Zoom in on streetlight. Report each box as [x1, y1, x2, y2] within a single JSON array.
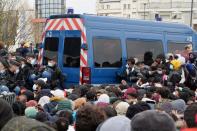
[[190, 0, 194, 27], [144, 3, 146, 20]]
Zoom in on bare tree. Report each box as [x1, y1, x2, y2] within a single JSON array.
[[0, 0, 35, 50], [0, 0, 19, 48], [15, 1, 35, 46]]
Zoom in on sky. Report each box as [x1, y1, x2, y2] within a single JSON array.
[[28, 0, 96, 14], [66, 0, 96, 14]]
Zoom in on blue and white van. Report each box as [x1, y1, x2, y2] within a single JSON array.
[[40, 14, 197, 86]]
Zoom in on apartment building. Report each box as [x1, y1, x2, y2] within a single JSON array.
[[96, 0, 197, 30]]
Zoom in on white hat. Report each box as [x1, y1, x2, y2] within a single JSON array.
[[38, 96, 50, 107], [50, 89, 65, 98], [38, 78, 47, 83]]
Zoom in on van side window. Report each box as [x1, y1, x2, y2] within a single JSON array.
[[93, 38, 122, 68], [168, 42, 189, 53], [63, 37, 81, 68], [126, 39, 164, 61], [44, 37, 59, 63]]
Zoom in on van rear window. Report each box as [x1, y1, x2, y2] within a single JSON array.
[[93, 38, 122, 68], [63, 37, 81, 68], [126, 39, 164, 61], [168, 42, 189, 53], [44, 37, 59, 63]]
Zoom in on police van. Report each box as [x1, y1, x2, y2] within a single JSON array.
[[39, 14, 197, 86]]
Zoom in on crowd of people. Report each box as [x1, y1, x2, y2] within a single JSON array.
[[0, 41, 197, 131]]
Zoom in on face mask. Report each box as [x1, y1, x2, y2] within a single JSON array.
[[48, 62, 55, 67], [0, 70, 5, 74], [195, 91, 197, 97], [170, 64, 173, 70], [15, 69, 19, 74], [157, 70, 163, 74], [32, 84, 38, 91], [126, 64, 129, 68], [21, 64, 25, 68], [31, 59, 36, 65]]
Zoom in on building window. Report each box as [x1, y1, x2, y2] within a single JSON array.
[[128, 4, 131, 9], [101, 4, 104, 9], [107, 5, 110, 9], [124, 4, 126, 9], [93, 37, 122, 68]]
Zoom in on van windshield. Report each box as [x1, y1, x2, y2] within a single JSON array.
[[44, 37, 59, 64], [63, 37, 81, 68]]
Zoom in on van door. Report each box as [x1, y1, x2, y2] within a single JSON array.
[[59, 30, 81, 85], [43, 31, 60, 65]]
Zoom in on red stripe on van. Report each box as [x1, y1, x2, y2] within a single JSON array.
[[64, 18, 73, 30], [47, 19, 56, 30], [53, 19, 62, 30]]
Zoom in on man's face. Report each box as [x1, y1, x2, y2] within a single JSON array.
[[127, 61, 133, 68], [26, 56, 34, 63]]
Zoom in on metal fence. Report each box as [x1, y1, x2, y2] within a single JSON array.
[[0, 93, 16, 105]]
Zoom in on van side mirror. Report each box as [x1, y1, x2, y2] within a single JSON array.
[[81, 43, 88, 50]]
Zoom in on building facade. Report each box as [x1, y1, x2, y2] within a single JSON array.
[[35, 0, 66, 18], [96, 0, 197, 30]]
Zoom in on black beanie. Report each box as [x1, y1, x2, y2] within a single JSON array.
[[126, 102, 150, 119], [0, 99, 13, 129]]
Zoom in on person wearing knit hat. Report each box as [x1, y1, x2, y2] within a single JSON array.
[[96, 116, 131, 131], [0, 85, 9, 94], [1, 116, 55, 131], [22, 90, 34, 101], [131, 110, 177, 131], [160, 102, 173, 114], [74, 97, 87, 110], [38, 96, 50, 107], [171, 99, 186, 114], [115, 101, 129, 116], [184, 103, 197, 128], [57, 100, 73, 111], [0, 99, 13, 130], [25, 107, 38, 119], [12, 101, 26, 116], [33, 79, 46, 92], [97, 94, 110, 104], [123, 87, 138, 104], [51, 89, 65, 98], [26, 100, 38, 107], [126, 102, 150, 119], [35, 111, 48, 122]]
